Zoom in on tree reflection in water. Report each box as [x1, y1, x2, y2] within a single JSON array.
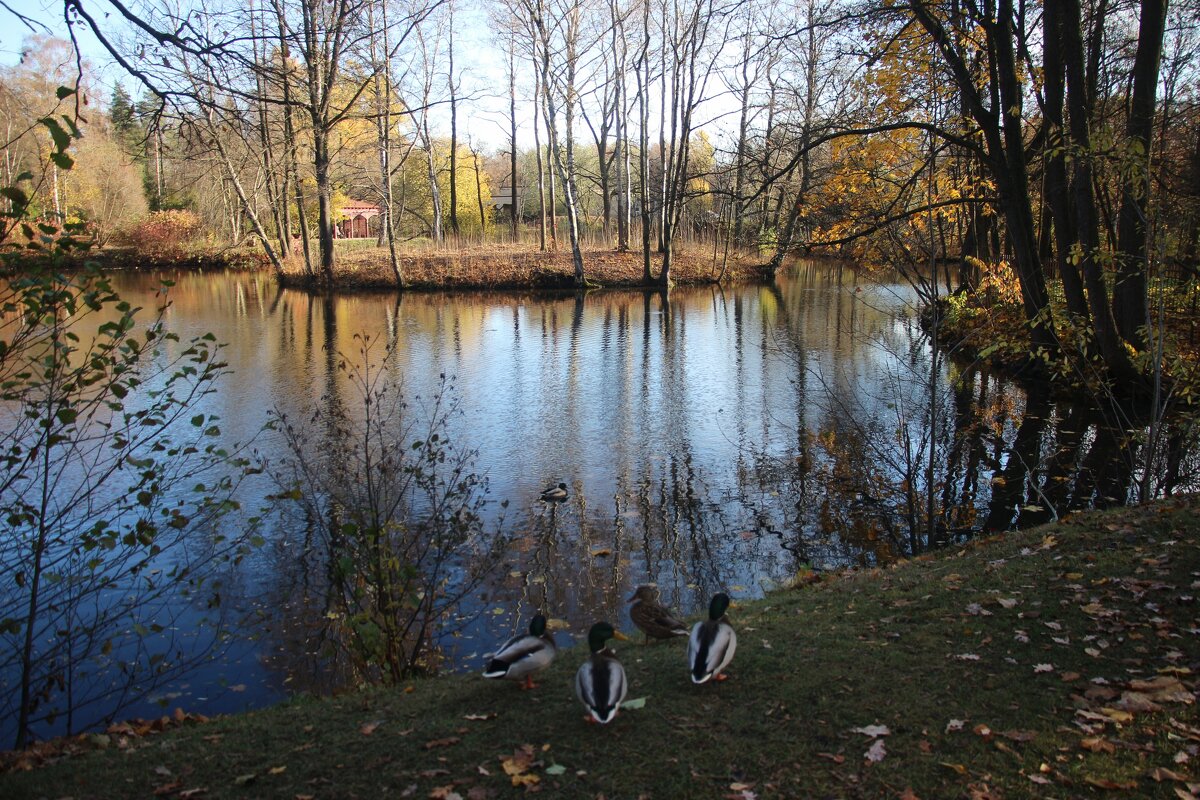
[[72, 266, 1200, 714]]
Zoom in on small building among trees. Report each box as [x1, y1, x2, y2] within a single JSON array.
[[337, 201, 381, 238]]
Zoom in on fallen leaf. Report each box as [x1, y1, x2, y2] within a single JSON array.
[[899, 788, 920, 800], [360, 720, 384, 735], [1115, 691, 1162, 713], [268, 766, 286, 775], [1061, 671, 1082, 681], [428, 786, 463, 800], [464, 713, 496, 721], [1100, 708, 1134, 723], [851, 724, 891, 737], [973, 724, 992, 739], [423, 737, 461, 750], [816, 752, 845, 764], [622, 697, 647, 710], [1081, 737, 1116, 754], [946, 719, 966, 733], [865, 739, 887, 763], [999, 730, 1037, 742], [1034, 663, 1054, 673], [940, 762, 968, 775], [1149, 767, 1188, 783], [545, 764, 567, 776], [1084, 777, 1137, 790], [233, 774, 256, 786]]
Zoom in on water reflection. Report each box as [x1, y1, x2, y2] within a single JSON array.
[[5, 262, 1193, 741]]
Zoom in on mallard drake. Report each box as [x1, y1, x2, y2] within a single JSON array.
[[540, 482, 569, 502], [483, 614, 557, 689], [688, 592, 736, 684], [629, 584, 688, 641], [574, 622, 630, 723]]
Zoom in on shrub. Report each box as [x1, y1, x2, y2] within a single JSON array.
[[118, 209, 204, 259]]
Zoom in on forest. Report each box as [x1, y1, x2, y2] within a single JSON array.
[[0, 0, 1194, 385]]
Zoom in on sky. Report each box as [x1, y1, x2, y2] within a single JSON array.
[[0, 0, 531, 152], [0, 0, 744, 156]]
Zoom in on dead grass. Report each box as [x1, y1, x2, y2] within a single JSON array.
[[278, 243, 770, 291]]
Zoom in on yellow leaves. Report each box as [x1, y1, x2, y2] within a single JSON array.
[[1081, 736, 1116, 754], [500, 744, 540, 789]]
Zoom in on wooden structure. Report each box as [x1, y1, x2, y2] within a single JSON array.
[[337, 201, 382, 238], [490, 187, 521, 219]]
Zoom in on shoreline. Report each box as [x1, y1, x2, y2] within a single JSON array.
[[4, 496, 1197, 797], [4, 244, 777, 293], [275, 244, 774, 292]]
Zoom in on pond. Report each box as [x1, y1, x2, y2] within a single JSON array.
[[3, 261, 1193, 744]]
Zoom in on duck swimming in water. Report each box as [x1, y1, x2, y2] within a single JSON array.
[[540, 482, 569, 502]]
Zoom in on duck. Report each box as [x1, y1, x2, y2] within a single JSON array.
[[482, 614, 557, 689], [629, 584, 688, 642], [540, 482, 569, 502], [574, 622, 630, 723], [688, 592, 737, 684]]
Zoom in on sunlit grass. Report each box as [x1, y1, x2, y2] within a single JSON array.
[[4, 497, 1198, 798]]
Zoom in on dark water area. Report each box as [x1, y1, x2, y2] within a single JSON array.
[[3, 261, 1194, 744]]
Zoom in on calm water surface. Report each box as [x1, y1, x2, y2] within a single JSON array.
[[6, 261, 1188, 742]]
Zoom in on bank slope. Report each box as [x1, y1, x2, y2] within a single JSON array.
[[4, 497, 1199, 799]]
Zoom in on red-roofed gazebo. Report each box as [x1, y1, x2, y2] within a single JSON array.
[[337, 201, 382, 238]]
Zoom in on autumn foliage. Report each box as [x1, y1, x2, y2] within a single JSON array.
[[117, 210, 204, 260]]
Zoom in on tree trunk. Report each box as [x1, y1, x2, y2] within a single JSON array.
[[1061, 0, 1140, 383], [1042, 0, 1088, 317], [448, 8, 460, 237], [1112, 0, 1168, 348], [509, 35, 519, 241], [533, 63, 547, 251]]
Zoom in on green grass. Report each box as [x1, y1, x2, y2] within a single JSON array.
[[4, 498, 1199, 798]]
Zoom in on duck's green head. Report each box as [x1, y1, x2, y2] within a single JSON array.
[[708, 592, 732, 620], [529, 614, 548, 636], [586, 621, 629, 652]]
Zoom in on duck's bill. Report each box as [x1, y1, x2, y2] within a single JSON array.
[[612, 630, 631, 642]]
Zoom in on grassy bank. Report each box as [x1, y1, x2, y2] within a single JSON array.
[[4, 497, 1199, 799], [278, 243, 769, 291]]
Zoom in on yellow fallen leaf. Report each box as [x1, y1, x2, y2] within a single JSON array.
[[1100, 708, 1134, 723]]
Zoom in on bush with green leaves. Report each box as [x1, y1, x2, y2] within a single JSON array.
[[1, 92, 260, 749]]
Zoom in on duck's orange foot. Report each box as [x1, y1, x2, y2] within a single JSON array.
[[715, 672, 730, 682], [521, 676, 538, 690], [583, 714, 597, 724]]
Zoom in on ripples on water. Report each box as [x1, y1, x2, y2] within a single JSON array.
[[5, 261, 1194, 741]]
